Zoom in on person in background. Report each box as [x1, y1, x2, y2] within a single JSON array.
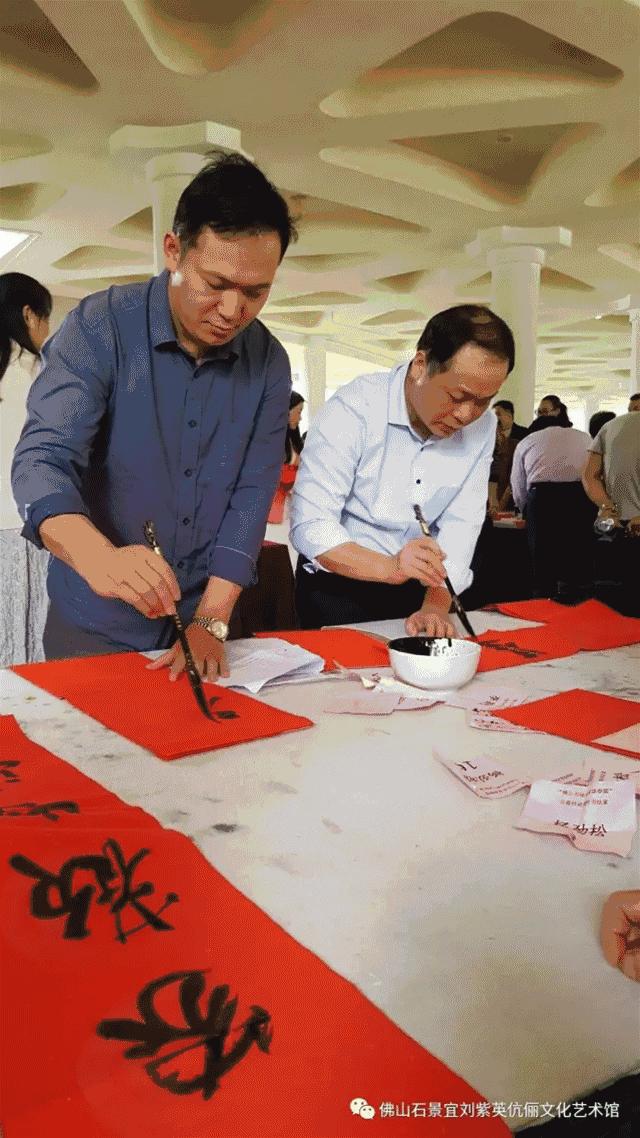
[[582, 411, 640, 616], [488, 399, 527, 514], [588, 410, 616, 438], [0, 273, 52, 529], [628, 393, 640, 412], [510, 414, 595, 601], [265, 390, 305, 564], [12, 152, 296, 678], [534, 394, 573, 426], [492, 399, 527, 441], [290, 305, 514, 632], [601, 891, 640, 982]]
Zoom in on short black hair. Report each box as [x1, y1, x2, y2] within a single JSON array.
[[588, 410, 615, 438], [629, 393, 640, 402], [172, 150, 296, 259], [417, 305, 515, 374], [493, 399, 514, 415]]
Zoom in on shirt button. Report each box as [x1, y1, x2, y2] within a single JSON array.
[[177, 560, 185, 569], [182, 517, 190, 526], [188, 419, 197, 428], [184, 468, 193, 477], [416, 478, 421, 484]]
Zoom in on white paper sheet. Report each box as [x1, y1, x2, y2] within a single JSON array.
[[211, 638, 324, 693]]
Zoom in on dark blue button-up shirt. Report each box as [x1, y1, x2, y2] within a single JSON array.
[[12, 271, 291, 649]]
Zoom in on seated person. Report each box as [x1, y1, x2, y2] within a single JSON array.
[[588, 409, 615, 439], [290, 305, 514, 634], [511, 415, 594, 600]]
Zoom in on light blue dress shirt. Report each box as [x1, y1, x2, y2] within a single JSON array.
[[290, 362, 496, 594]]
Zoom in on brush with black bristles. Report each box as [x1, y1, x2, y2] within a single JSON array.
[[412, 504, 476, 638]]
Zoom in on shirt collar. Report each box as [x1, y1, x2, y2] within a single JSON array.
[[149, 269, 239, 362], [387, 361, 413, 428]]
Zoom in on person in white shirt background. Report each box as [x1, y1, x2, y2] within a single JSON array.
[[0, 272, 52, 530], [290, 305, 514, 634], [510, 413, 595, 602]]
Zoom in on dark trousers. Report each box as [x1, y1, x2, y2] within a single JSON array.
[[294, 556, 425, 629], [593, 529, 640, 617], [525, 482, 596, 601], [42, 605, 174, 660]]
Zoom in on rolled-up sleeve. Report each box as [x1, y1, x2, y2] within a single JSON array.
[[290, 392, 365, 561], [510, 438, 528, 513], [207, 339, 291, 586], [431, 424, 495, 594], [11, 304, 114, 548]]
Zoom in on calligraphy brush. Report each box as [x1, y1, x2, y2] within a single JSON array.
[[143, 520, 213, 720], [412, 504, 477, 638]]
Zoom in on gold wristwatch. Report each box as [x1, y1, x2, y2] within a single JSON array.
[[192, 616, 229, 642]]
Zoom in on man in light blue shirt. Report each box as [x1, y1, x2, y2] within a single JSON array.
[[12, 153, 295, 678], [290, 305, 514, 633]]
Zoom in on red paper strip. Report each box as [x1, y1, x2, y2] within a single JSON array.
[[0, 716, 507, 1137], [254, 628, 390, 670], [475, 626, 579, 672], [12, 653, 313, 760], [495, 689, 640, 760], [489, 599, 640, 651]]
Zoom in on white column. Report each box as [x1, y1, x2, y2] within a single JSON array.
[[145, 152, 205, 273], [609, 295, 640, 396], [487, 245, 545, 423], [466, 226, 572, 425], [629, 309, 640, 394], [303, 342, 327, 418]]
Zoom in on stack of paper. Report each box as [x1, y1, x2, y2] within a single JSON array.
[[213, 638, 325, 693]]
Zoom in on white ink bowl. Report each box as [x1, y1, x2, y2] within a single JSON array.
[[387, 636, 481, 690]]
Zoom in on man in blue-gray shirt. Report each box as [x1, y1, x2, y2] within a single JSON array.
[[12, 153, 296, 680]]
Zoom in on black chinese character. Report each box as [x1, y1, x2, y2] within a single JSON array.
[[0, 800, 79, 823], [9, 839, 178, 942], [97, 970, 272, 1099], [0, 760, 20, 784], [480, 639, 542, 660], [207, 696, 239, 721]]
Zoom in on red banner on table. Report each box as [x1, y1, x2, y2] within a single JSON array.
[[475, 626, 579, 672], [255, 628, 390, 670], [495, 689, 640, 760], [12, 654, 313, 761], [489, 599, 640, 651], [0, 716, 507, 1137]]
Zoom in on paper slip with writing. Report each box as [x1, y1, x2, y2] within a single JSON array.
[[443, 682, 547, 713], [515, 778, 637, 856], [466, 708, 534, 733], [213, 638, 324, 693], [325, 683, 438, 715], [434, 749, 529, 798]]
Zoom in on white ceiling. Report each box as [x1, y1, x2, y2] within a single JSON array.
[[1, 0, 639, 401]]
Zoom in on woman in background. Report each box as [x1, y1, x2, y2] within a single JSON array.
[[534, 394, 573, 426], [0, 272, 52, 528], [265, 390, 305, 563]]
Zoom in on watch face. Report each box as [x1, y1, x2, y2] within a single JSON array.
[[210, 619, 228, 641]]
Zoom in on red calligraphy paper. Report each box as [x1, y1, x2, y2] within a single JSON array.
[[475, 626, 579, 672], [495, 689, 640, 760], [12, 654, 313, 761], [490, 599, 640, 651], [255, 628, 390, 670], [0, 716, 507, 1137]]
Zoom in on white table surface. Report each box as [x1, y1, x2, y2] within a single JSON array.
[[1, 610, 639, 1130]]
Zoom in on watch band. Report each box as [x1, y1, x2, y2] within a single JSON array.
[[192, 616, 229, 642]]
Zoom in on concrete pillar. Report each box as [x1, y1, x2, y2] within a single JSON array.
[[145, 152, 205, 273], [303, 342, 327, 418], [610, 294, 640, 397], [466, 226, 572, 424]]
